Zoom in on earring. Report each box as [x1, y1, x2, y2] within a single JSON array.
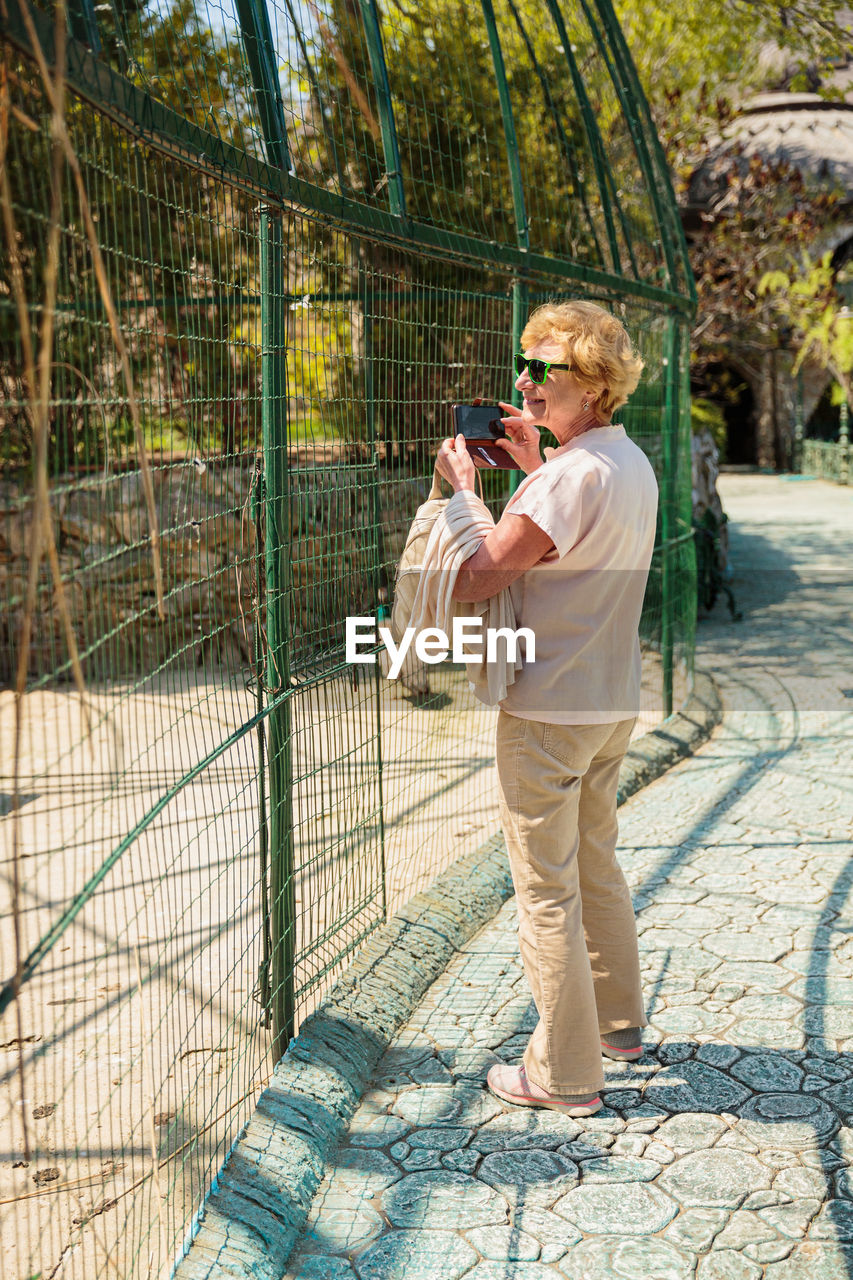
[[582, 401, 589, 410]]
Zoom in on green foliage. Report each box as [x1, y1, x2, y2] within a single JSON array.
[[614, 0, 851, 174], [0, 19, 260, 476], [759, 251, 853, 403], [691, 396, 727, 454], [108, 0, 256, 147], [689, 149, 839, 390], [291, 0, 676, 458], [286, 298, 361, 443], [613, 0, 850, 410]]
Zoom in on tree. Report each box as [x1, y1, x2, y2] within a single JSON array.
[[0, 0, 260, 472], [614, 0, 851, 176], [611, 0, 851, 463], [759, 251, 853, 408], [283, 0, 679, 462], [685, 147, 840, 379]]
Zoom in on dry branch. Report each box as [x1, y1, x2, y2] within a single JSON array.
[[13, 0, 166, 620]]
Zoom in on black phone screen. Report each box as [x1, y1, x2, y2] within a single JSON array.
[[451, 404, 519, 470]]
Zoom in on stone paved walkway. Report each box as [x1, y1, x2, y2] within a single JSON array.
[[284, 474, 853, 1280]]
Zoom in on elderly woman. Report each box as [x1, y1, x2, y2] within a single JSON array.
[[435, 300, 657, 1118]]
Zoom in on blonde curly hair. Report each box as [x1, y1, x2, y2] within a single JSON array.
[[521, 300, 644, 422]]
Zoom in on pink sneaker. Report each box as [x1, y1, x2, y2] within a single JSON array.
[[600, 1036, 643, 1061], [486, 1063, 602, 1116]]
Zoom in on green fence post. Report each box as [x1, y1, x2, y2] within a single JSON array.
[[281, 0, 347, 190], [481, 0, 528, 495], [360, 264, 388, 922], [839, 392, 850, 486], [543, 0, 623, 276], [586, 0, 698, 298], [67, 0, 100, 52], [250, 463, 273, 1027], [793, 368, 804, 473], [356, 0, 407, 218], [503, 0, 605, 266], [236, 0, 291, 173], [510, 280, 529, 495], [480, 0, 527, 254], [261, 207, 296, 1060], [661, 317, 680, 718], [590, 0, 697, 309]]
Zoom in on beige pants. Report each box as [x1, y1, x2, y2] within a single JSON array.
[[495, 710, 647, 1095]]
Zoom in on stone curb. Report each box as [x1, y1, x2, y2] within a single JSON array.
[[172, 669, 721, 1279]]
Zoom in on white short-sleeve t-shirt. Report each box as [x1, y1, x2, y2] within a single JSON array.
[[498, 423, 658, 724]]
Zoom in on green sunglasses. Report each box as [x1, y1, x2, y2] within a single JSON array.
[[514, 353, 574, 384]]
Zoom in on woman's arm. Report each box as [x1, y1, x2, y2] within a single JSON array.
[[434, 433, 555, 603], [452, 513, 555, 602]]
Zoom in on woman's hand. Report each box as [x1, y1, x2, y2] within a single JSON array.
[[436, 433, 477, 492], [495, 402, 544, 473]]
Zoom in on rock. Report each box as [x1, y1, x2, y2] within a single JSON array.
[[348, 1115, 410, 1148], [513, 1206, 581, 1248], [773, 1166, 828, 1201], [810, 1199, 853, 1241], [737, 1093, 839, 1148], [644, 1064, 750, 1114], [712, 1208, 779, 1251], [353, 1229, 477, 1280], [696, 1044, 741, 1069], [442, 1148, 480, 1174], [381, 1171, 508, 1228], [731, 1054, 804, 1093], [557, 1234, 692, 1279], [658, 1151, 771, 1209], [463, 1225, 541, 1261], [664, 1206, 728, 1252], [553, 1181, 678, 1234], [286, 1255, 357, 1279], [478, 1149, 578, 1209], [464, 1266, 560, 1280], [581, 1155, 662, 1183], [762, 1240, 853, 1279], [332, 1149, 401, 1194], [697, 1250, 762, 1280], [408, 1127, 474, 1151], [301, 1205, 385, 1253], [743, 1189, 788, 1210], [759, 1199, 822, 1239], [820, 1079, 853, 1119], [401, 1150, 442, 1171], [393, 1086, 498, 1128], [654, 1113, 728, 1152], [472, 1112, 565, 1152], [0, 458, 406, 681], [705, 933, 791, 962], [645, 1141, 677, 1164], [610, 1133, 649, 1157]]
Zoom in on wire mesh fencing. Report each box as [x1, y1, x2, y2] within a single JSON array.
[[0, 0, 695, 1275]]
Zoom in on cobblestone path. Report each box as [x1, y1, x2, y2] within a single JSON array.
[[285, 475, 853, 1280]]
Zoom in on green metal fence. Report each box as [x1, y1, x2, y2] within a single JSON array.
[[797, 385, 851, 485], [0, 0, 696, 1274]]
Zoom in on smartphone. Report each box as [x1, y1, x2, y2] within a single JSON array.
[[451, 403, 519, 470]]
